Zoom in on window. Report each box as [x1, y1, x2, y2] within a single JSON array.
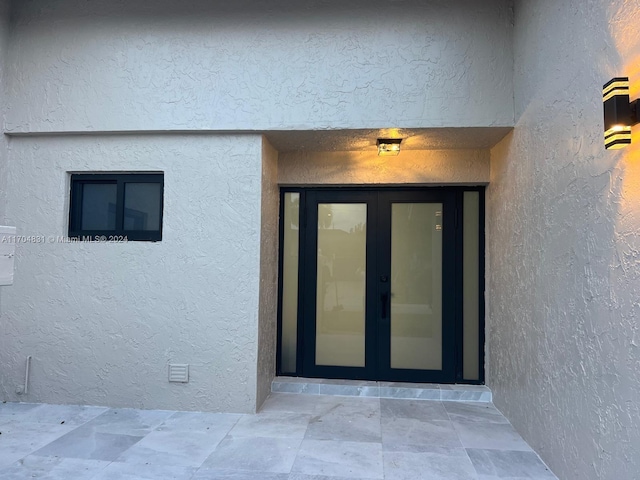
[[69, 173, 164, 241]]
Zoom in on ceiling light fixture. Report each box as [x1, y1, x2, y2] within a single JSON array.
[[377, 138, 402, 156], [603, 77, 638, 149]]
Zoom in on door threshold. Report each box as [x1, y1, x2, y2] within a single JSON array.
[[271, 376, 492, 402]]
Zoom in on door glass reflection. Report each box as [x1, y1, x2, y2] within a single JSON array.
[[390, 203, 443, 370], [315, 203, 367, 367]]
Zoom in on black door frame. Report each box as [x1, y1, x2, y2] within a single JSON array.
[[375, 189, 457, 383], [302, 190, 380, 380], [276, 186, 486, 385]]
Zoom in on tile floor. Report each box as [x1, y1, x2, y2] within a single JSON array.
[[0, 394, 557, 479], [271, 378, 493, 403]]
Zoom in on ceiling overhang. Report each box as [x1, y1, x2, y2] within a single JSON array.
[[265, 127, 513, 153]]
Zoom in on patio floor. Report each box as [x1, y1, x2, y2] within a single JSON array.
[[0, 393, 557, 479]]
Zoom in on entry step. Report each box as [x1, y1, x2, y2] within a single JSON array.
[[272, 377, 492, 402]]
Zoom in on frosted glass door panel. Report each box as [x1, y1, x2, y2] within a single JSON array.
[[280, 192, 300, 373], [463, 191, 481, 380], [390, 203, 443, 370], [315, 203, 367, 367]]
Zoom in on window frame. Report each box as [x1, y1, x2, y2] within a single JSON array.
[[68, 173, 164, 242]]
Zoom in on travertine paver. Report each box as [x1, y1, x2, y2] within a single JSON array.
[[0, 395, 557, 479]]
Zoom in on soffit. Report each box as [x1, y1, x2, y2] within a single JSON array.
[[265, 127, 512, 153]]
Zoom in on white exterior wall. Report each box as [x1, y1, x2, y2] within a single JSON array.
[[0, 0, 512, 411], [487, 1, 640, 479], [0, 0, 9, 222], [0, 134, 265, 413], [257, 137, 279, 407], [6, 0, 514, 133], [0, 0, 10, 362]]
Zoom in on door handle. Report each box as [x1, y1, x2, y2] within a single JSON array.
[[381, 293, 389, 319]]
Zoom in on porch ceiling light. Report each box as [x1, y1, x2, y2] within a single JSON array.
[[603, 77, 639, 149], [377, 138, 402, 156]]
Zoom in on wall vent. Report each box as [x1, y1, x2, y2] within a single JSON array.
[[168, 364, 189, 383]]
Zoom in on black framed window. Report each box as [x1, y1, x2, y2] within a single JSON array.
[[69, 173, 164, 241]]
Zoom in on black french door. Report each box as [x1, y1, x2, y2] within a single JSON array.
[[277, 186, 485, 384], [301, 189, 457, 383]]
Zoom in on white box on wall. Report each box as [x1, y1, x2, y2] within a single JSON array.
[[0, 226, 16, 286]]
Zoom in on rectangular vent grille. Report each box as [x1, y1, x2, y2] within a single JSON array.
[[168, 364, 189, 383]]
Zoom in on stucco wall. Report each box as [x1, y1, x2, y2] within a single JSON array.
[[0, 1, 10, 397], [0, 0, 512, 412], [5, 0, 513, 133], [487, 1, 640, 479], [279, 149, 490, 186], [0, 134, 265, 413], [256, 137, 279, 409], [0, 0, 9, 222]]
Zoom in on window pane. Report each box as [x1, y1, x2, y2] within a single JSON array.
[[463, 191, 480, 380], [81, 183, 117, 230], [123, 183, 162, 231], [280, 192, 299, 373]]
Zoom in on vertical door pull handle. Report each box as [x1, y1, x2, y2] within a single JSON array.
[[381, 293, 389, 319]]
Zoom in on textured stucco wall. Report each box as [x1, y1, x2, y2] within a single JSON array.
[[487, 1, 640, 479], [256, 137, 279, 410], [0, 0, 513, 412], [5, 0, 513, 133], [279, 149, 490, 186], [0, 0, 9, 222], [0, 0, 10, 396], [0, 134, 265, 413]]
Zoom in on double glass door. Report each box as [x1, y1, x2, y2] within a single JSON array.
[[279, 187, 483, 384], [302, 189, 456, 383]]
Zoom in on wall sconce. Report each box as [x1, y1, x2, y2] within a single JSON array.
[[377, 138, 402, 156], [603, 77, 639, 149]]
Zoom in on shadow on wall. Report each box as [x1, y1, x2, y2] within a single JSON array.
[[13, 0, 465, 26]]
